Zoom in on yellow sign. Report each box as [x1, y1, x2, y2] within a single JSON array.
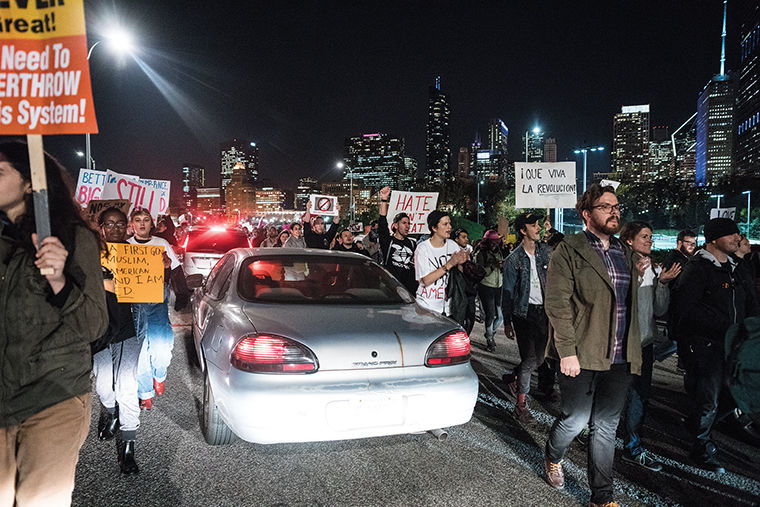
[[101, 242, 165, 303]]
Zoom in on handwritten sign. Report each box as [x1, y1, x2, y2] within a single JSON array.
[[102, 170, 164, 220], [387, 191, 439, 235], [74, 168, 108, 206], [710, 207, 736, 220], [309, 194, 338, 217], [85, 198, 130, 225], [138, 178, 171, 216], [0, 0, 97, 134], [515, 162, 576, 209], [101, 242, 165, 303]]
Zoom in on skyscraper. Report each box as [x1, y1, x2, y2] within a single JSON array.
[[735, 1, 760, 176], [181, 164, 205, 211], [695, 0, 735, 186], [425, 77, 451, 186], [295, 177, 318, 210], [220, 139, 259, 197], [457, 147, 470, 180], [672, 112, 698, 184], [487, 118, 509, 177], [343, 133, 405, 190], [612, 105, 650, 181], [649, 127, 674, 180], [403, 156, 418, 189], [522, 127, 544, 162], [543, 138, 558, 163], [224, 161, 256, 217]]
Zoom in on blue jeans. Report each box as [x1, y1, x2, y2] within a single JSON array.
[[624, 344, 654, 456], [133, 298, 174, 400]]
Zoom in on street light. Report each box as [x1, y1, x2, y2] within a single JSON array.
[[573, 145, 605, 192], [743, 190, 751, 235], [336, 162, 354, 223], [85, 26, 135, 171], [76, 150, 96, 171]]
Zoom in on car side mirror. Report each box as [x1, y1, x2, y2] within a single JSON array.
[[187, 273, 204, 290]]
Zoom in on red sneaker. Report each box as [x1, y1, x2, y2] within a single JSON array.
[[154, 379, 165, 396], [139, 398, 153, 410]]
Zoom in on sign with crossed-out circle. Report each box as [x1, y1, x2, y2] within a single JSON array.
[[309, 194, 338, 216]]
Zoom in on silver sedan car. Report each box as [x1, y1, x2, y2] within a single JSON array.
[[192, 248, 479, 445]]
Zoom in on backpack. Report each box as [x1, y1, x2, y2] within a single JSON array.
[[725, 316, 760, 415]]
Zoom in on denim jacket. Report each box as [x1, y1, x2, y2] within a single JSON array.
[[501, 241, 551, 323]]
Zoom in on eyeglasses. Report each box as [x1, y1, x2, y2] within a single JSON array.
[[592, 203, 622, 214], [103, 221, 127, 230]]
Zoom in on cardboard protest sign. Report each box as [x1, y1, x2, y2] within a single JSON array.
[[0, 0, 97, 134], [710, 207, 736, 220], [102, 170, 163, 220], [138, 178, 171, 216], [387, 191, 439, 235], [309, 194, 338, 217], [515, 162, 576, 209], [497, 216, 510, 238], [101, 242, 165, 303], [74, 168, 107, 206], [85, 198, 130, 225]]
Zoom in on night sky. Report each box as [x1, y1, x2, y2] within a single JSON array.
[[38, 1, 741, 196]]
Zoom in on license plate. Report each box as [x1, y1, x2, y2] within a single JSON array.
[[327, 395, 404, 430]]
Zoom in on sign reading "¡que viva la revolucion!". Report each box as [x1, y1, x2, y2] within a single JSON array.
[[0, 0, 98, 135]]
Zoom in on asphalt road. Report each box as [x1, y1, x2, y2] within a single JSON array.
[[72, 308, 760, 506]]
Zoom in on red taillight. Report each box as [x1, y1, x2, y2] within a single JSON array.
[[425, 331, 471, 367], [231, 334, 317, 373]]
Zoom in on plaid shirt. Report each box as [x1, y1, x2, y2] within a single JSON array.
[[584, 230, 631, 364]]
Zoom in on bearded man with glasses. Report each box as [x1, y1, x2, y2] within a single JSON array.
[[541, 184, 647, 507]]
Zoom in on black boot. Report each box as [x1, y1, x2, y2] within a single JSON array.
[[98, 407, 119, 441], [117, 439, 140, 475]]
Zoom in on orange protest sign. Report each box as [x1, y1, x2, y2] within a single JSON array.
[[101, 243, 165, 303], [0, 0, 98, 134]]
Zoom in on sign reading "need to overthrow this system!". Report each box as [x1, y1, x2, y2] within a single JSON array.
[[0, 0, 98, 134]]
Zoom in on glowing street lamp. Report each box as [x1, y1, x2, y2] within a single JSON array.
[[573, 145, 605, 192], [75, 150, 95, 171], [85, 25, 136, 171], [710, 193, 724, 210], [476, 179, 485, 224]]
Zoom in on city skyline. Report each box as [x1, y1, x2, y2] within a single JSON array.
[[32, 1, 746, 193]]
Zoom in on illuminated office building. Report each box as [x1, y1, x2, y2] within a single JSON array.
[[181, 164, 205, 211], [425, 77, 451, 185], [343, 133, 405, 191], [736, 1, 760, 176], [612, 105, 650, 180], [220, 139, 259, 197]]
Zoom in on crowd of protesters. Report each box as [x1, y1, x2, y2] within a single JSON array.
[[2, 137, 759, 506]]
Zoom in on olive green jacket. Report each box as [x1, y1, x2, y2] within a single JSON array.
[[0, 224, 107, 427], [545, 231, 642, 375]]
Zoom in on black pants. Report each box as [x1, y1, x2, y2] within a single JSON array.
[[684, 341, 725, 453], [512, 305, 549, 395], [545, 364, 632, 505]]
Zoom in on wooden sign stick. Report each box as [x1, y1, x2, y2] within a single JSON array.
[[26, 134, 54, 275]]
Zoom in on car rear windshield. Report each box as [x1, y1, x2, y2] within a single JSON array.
[[238, 255, 413, 305], [187, 230, 249, 253]]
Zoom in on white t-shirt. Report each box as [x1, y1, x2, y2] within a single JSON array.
[[128, 235, 181, 270], [526, 251, 543, 305], [414, 238, 460, 314]]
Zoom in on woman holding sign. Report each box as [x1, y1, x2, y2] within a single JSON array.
[[0, 141, 108, 505], [92, 207, 143, 474], [128, 209, 189, 410]]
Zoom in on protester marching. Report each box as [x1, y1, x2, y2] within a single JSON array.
[[3, 137, 760, 506]]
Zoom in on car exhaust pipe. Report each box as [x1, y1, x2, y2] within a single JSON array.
[[429, 428, 448, 442]]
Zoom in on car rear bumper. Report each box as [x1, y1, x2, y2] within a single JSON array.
[[207, 362, 479, 444]]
